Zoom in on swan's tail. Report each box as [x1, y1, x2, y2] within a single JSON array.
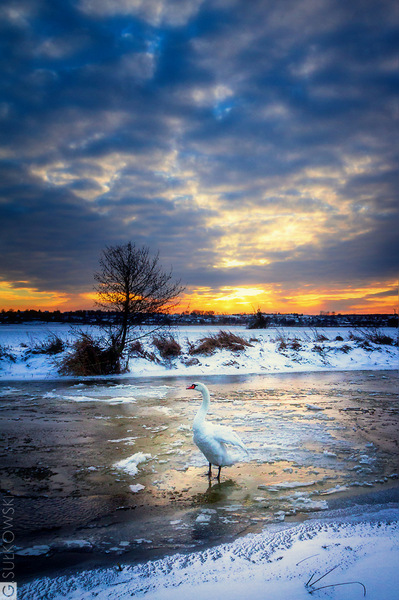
[[232, 435, 249, 455], [241, 442, 250, 456]]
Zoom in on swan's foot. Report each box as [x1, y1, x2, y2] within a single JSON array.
[[207, 463, 212, 478], [217, 466, 221, 480]]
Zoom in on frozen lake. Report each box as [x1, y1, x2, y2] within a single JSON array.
[[1, 369, 398, 584]]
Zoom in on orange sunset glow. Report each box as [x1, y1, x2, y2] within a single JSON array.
[[1, 279, 397, 315]]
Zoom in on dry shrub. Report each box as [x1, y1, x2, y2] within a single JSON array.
[[273, 330, 288, 352], [59, 333, 122, 376], [129, 340, 145, 355], [290, 339, 302, 351], [189, 330, 252, 356], [339, 344, 352, 354], [363, 328, 395, 346], [275, 338, 301, 352], [0, 345, 16, 364], [312, 344, 325, 354], [350, 327, 395, 347], [152, 335, 181, 359], [181, 356, 200, 366], [312, 344, 330, 364], [247, 309, 270, 329], [358, 339, 372, 350], [277, 339, 288, 352], [348, 331, 363, 342], [29, 334, 65, 355], [129, 340, 159, 363], [310, 327, 328, 342]]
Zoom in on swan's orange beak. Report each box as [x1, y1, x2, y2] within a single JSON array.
[[186, 384, 196, 389]]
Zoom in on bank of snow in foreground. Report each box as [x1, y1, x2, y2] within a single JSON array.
[[0, 324, 397, 379], [19, 509, 399, 600]]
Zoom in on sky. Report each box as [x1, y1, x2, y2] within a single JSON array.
[[1, 0, 398, 314]]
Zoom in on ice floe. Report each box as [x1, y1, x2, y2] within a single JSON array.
[[114, 452, 151, 476]]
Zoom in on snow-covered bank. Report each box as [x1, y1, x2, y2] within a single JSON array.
[[0, 324, 397, 380], [19, 507, 399, 600]]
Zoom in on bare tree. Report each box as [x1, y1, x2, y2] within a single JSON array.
[[95, 242, 184, 355]]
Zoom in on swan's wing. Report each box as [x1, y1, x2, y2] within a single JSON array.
[[207, 423, 248, 453]]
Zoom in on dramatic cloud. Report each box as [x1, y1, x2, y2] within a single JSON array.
[[1, 0, 398, 312]]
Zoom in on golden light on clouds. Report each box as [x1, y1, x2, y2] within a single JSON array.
[[2, 149, 397, 317], [0, 281, 70, 310], [1, 277, 396, 315], [179, 282, 397, 315], [0, 282, 103, 311]]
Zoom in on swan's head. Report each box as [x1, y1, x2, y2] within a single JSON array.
[[186, 382, 207, 393]]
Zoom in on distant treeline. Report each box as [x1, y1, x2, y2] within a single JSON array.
[[0, 308, 397, 328]]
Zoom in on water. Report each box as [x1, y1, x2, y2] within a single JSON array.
[[1, 370, 398, 582]]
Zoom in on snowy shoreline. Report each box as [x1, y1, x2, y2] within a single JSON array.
[[0, 324, 398, 380], [19, 502, 399, 600]]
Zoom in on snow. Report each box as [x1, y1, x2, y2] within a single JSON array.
[[16, 545, 51, 556], [19, 509, 399, 600], [114, 452, 151, 476], [129, 483, 145, 493], [0, 324, 398, 380], [258, 480, 317, 490], [62, 540, 92, 550]]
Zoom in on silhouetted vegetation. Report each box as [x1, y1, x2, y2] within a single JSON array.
[[94, 242, 184, 356], [0, 308, 397, 329], [248, 308, 270, 329], [28, 334, 65, 355], [0, 345, 16, 365], [359, 327, 395, 346]]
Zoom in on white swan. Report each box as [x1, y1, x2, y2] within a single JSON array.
[[187, 382, 248, 479]]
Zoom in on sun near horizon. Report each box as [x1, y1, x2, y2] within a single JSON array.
[[0, 279, 397, 316]]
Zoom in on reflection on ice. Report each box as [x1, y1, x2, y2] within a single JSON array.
[[42, 383, 172, 403], [2, 369, 398, 578]]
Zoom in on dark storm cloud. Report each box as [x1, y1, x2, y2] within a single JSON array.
[[0, 162, 110, 291], [0, 0, 398, 302], [0, 160, 214, 291]]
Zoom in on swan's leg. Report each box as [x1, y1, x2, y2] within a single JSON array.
[[217, 466, 222, 480], [207, 463, 212, 478]]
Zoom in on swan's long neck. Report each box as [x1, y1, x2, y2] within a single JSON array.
[[193, 387, 210, 429]]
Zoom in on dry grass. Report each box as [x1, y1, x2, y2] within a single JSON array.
[[188, 330, 252, 356], [349, 327, 396, 348], [290, 339, 302, 351], [338, 344, 352, 354], [152, 334, 182, 359], [309, 327, 329, 343], [360, 327, 395, 346], [273, 330, 301, 352], [128, 340, 159, 363], [0, 345, 16, 364], [59, 333, 122, 376], [29, 334, 65, 355]]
